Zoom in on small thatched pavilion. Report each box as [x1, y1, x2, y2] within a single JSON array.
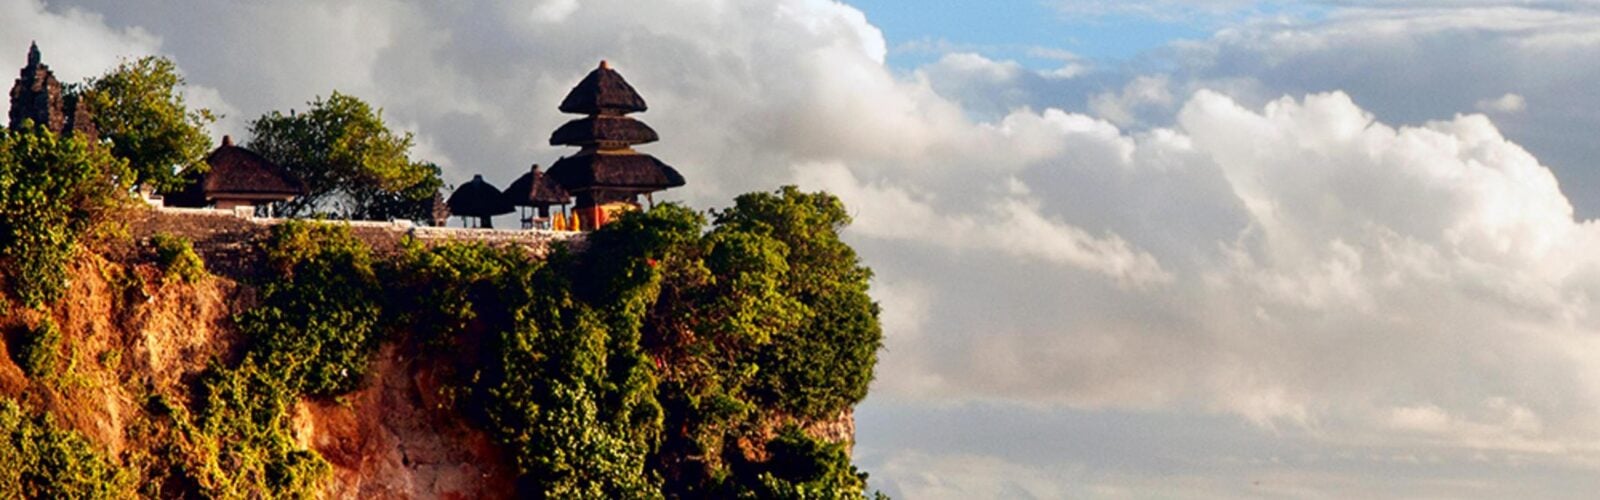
[[164, 136, 305, 214], [446, 174, 513, 228], [545, 61, 685, 230], [502, 163, 570, 229]]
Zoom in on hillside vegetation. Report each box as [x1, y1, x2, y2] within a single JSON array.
[[0, 125, 884, 498]]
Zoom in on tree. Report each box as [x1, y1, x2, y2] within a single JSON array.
[[83, 56, 216, 191], [0, 127, 130, 307], [711, 186, 882, 419], [247, 92, 442, 221]]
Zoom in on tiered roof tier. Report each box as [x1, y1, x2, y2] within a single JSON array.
[[546, 61, 684, 207]]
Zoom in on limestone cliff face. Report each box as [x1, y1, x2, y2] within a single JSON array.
[[0, 249, 517, 498], [292, 344, 516, 499]]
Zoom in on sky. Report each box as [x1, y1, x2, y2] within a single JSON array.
[[8, 0, 1600, 497]]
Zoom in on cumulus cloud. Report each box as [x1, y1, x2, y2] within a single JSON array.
[[14, 0, 1600, 496], [795, 161, 1171, 288]]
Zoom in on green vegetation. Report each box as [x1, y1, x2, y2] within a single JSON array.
[[248, 92, 443, 221], [715, 187, 882, 420], [0, 126, 131, 308], [731, 426, 874, 499], [12, 317, 62, 380], [0, 398, 127, 498], [242, 221, 383, 397], [83, 56, 218, 191], [145, 222, 378, 497], [392, 187, 883, 497], [151, 233, 206, 283]]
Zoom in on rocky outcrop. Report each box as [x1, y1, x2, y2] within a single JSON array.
[[293, 344, 516, 499]]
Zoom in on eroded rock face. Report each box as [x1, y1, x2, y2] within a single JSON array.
[[293, 344, 516, 499], [0, 251, 518, 498]]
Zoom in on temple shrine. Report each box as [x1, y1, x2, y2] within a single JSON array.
[[8, 42, 95, 140], [544, 61, 684, 230], [163, 136, 306, 213]]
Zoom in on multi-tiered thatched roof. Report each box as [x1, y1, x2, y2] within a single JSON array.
[[546, 61, 685, 206]]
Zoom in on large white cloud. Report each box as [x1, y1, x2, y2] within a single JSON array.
[[11, 0, 1600, 496]]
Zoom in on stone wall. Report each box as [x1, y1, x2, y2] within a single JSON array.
[[126, 206, 584, 278]]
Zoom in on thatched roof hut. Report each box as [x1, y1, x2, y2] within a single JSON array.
[[503, 164, 570, 208], [446, 174, 513, 228], [164, 136, 304, 211]]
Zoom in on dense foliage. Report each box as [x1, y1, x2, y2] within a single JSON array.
[[247, 92, 443, 221], [0, 398, 127, 499], [0, 127, 130, 308], [150, 233, 205, 283], [395, 187, 883, 497], [83, 56, 217, 191], [242, 221, 384, 397], [11, 317, 61, 380]]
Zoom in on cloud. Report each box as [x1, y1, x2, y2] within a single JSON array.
[[0, 0, 161, 82], [795, 161, 1172, 288], [1476, 93, 1527, 114], [15, 0, 1600, 496], [1087, 74, 1175, 126]]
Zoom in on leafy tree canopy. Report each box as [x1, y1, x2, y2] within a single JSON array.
[[83, 56, 216, 191], [248, 92, 442, 221], [0, 127, 130, 307]]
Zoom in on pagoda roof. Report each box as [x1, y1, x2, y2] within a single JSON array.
[[204, 136, 304, 195], [558, 61, 647, 115], [547, 151, 685, 192], [446, 174, 514, 217], [549, 115, 659, 147], [503, 164, 571, 207]]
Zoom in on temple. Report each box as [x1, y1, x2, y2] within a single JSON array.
[[545, 61, 684, 230], [164, 136, 305, 213], [8, 42, 96, 140]]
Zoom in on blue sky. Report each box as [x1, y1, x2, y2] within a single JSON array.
[[852, 0, 1330, 70], [852, 0, 1210, 66], [11, 0, 1600, 498]]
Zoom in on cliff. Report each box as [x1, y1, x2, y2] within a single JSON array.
[[2, 211, 527, 498], [0, 196, 878, 498]]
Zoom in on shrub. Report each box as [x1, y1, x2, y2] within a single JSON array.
[[151, 233, 206, 283], [0, 127, 131, 308], [12, 317, 62, 380], [239, 221, 382, 397], [0, 398, 129, 498]]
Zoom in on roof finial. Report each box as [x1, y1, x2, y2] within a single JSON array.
[[222, 135, 233, 147], [27, 41, 40, 66], [599, 60, 610, 70]]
